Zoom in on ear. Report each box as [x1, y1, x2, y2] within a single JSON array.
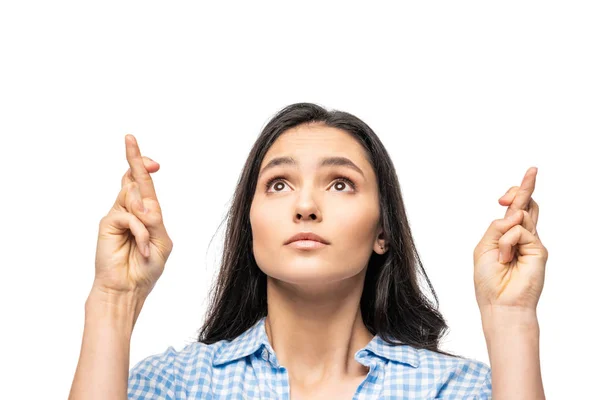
[[373, 228, 386, 254]]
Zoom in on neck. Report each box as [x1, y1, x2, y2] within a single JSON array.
[[264, 271, 374, 386]]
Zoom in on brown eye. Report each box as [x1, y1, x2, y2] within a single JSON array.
[[271, 181, 287, 192], [265, 176, 290, 193], [331, 177, 356, 192], [264, 175, 357, 193]]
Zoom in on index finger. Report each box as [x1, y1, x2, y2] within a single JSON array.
[[125, 134, 158, 201], [508, 166, 538, 213]]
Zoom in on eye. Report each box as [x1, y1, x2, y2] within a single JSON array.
[[264, 175, 357, 193]]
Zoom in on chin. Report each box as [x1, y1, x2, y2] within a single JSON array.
[[260, 261, 364, 286]]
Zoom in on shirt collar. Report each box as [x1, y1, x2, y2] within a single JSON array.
[[213, 317, 273, 367], [212, 316, 420, 368]]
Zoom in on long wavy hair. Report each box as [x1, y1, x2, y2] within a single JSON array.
[[197, 102, 460, 358]]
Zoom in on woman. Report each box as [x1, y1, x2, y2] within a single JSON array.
[[69, 103, 547, 399]]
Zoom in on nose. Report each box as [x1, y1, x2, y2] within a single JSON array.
[[294, 192, 322, 222], [296, 212, 318, 221]]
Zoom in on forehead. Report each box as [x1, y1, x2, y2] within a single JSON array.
[[262, 123, 369, 168]]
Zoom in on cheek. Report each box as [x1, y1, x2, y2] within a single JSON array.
[[251, 203, 275, 229], [249, 202, 282, 255], [250, 204, 294, 280], [330, 201, 380, 247]]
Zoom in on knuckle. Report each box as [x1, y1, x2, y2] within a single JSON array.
[[99, 215, 108, 227], [165, 238, 174, 254], [146, 210, 163, 225], [497, 236, 507, 246], [121, 185, 138, 211], [140, 230, 150, 242], [147, 198, 162, 213], [133, 171, 152, 182], [126, 181, 139, 191], [101, 211, 116, 222], [491, 218, 504, 229], [100, 210, 122, 228], [121, 169, 133, 185], [121, 181, 134, 196]]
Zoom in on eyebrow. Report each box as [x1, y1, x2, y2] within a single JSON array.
[[258, 156, 365, 180]]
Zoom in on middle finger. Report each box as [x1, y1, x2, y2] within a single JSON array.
[[121, 156, 160, 188], [501, 192, 540, 227], [506, 167, 537, 216], [125, 134, 159, 201]]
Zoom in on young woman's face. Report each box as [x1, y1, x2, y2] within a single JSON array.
[[250, 123, 383, 286]]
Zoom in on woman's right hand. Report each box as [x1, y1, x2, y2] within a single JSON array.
[[93, 134, 173, 300]]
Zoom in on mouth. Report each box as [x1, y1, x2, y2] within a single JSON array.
[[284, 232, 330, 245], [286, 240, 328, 250]]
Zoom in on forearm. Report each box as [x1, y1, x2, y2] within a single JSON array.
[[69, 288, 145, 400], [481, 306, 545, 400]]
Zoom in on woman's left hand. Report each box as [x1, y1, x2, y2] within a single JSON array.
[[473, 167, 549, 312]]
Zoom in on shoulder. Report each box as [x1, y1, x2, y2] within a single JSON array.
[[128, 318, 269, 398], [381, 345, 492, 399], [127, 340, 224, 399], [415, 347, 491, 376], [415, 348, 492, 399]]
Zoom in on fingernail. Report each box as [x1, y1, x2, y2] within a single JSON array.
[[498, 253, 504, 263], [144, 244, 150, 257]]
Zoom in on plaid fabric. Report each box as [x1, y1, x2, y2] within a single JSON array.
[[128, 316, 491, 399]]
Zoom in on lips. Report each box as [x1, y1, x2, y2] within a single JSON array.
[[285, 232, 330, 245]]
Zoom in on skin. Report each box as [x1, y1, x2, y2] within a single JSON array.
[[473, 166, 547, 399], [249, 122, 387, 398], [121, 135, 547, 398], [474, 166, 547, 312]]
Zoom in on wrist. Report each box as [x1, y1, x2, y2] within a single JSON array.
[[480, 306, 545, 399], [85, 285, 147, 333], [480, 305, 539, 339]]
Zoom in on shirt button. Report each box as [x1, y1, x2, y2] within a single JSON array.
[[261, 349, 269, 361]]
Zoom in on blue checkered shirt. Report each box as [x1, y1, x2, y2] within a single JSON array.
[[128, 316, 492, 399]]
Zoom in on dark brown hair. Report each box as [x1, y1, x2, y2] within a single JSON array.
[[197, 102, 461, 358]]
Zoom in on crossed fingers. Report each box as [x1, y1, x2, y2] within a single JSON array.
[[123, 135, 160, 200], [112, 135, 161, 214], [498, 167, 540, 234], [121, 156, 160, 187]]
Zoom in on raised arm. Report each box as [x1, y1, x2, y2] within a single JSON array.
[[473, 167, 547, 399], [69, 287, 146, 400], [69, 135, 173, 399]]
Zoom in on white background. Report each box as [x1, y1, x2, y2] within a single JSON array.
[[1, 1, 598, 398]]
